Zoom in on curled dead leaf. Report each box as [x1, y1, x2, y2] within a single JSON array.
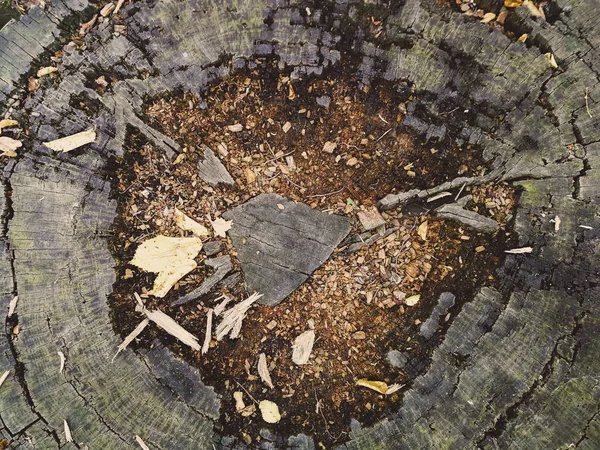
[[481, 12, 496, 23], [0, 119, 18, 131], [37, 66, 58, 77], [0, 137, 22, 157]]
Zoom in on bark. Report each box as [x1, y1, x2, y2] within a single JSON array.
[[0, 0, 599, 449]]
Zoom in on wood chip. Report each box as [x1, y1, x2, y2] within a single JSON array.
[[481, 12, 496, 23], [385, 383, 405, 395], [216, 292, 262, 340], [505, 247, 533, 254], [202, 309, 213, 355], [418, 221, 428, 240], [0, 370, 9, 389], [113, 0, 126, 15], [43, 128, 96, 152], [352, 331, 366, 339], [64, 420, 73, 443], [282, 121, 292, 133], [292, 329, 315, 365], [346, 157, 359, 166], [545, 53, 558, 69], [0, 137, 22, 157], [112, 318, 150, 362], [100, 2, 115, 16], [144, 309, 201, 351], [357, 207, 386, 231], [130, 235, 202, 298], [213, 295, 231, 316], [211, 216, 232, 238], [7, 295, 18, 317], [135, 435, 151, 450], [405, 294, 420, 306], [0, 119, 18, 131], [228, 124, 243, 132], [258, 353, 274, 389], [37, 66, 58, 77], [322, 141, 337, 153], [234, 391, 246, 411], [174, 208, 210, 237], [554, 216, 561, 232], [58, 351, 65, 373], [579, 225, 593, 230], [356, 379, 388, 394], [426, 191, 452, 202]]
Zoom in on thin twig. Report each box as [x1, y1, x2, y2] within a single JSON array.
[[234, 379, 259, 404], [376, 127, 392, 142], [585, 88, 593, 119], [306, 187, 344, 198], [264, 149, 295, 164], [454, 182, 467, 201]]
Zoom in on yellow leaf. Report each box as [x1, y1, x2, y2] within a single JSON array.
[[174, 208, 210, 237], [481, 12, 496, 23], [523, 0, 544, 17], [504, 0, 523, 7], [418, 221, 428, 240], [259, 400, 281, 423], [130, 235, 202, 298], [517, 34, 528, 43], [0, 119, 18, 131], [356, 379, 388, 394]]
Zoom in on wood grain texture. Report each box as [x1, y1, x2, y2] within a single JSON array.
[[0, 0, 599, 448]]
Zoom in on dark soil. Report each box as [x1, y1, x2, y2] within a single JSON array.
[[106, 67, 516, 448]]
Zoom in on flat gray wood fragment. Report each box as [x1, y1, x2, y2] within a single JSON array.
[[420, 292, 456, 339], [223, 193, 352, 306], [171, 255, 233, 306], [198, 145, 234, 185], [436, 203, 500, 233]]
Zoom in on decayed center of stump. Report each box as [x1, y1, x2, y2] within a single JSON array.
[[108, 69, 515, 446]]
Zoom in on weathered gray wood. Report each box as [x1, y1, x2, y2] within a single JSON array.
[[198, 145, 234, 186], [171, 255, 232, 307], [0, 0, 599, 448], [223, 193, 352, 306], [436, 203, 500, 233]]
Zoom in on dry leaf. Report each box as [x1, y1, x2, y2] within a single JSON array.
[[64, 420, 73, 443], [323, 141, 337, 153], [418, 221, 428, 240], [258, 353, 274, 389], [0, 370, 9, 389], [356, 379, 388, 394], [0, 119, 18, 131], [211, 217, 232, 238], [505, 247, 533, 254], [145, 309, 201, 351], [136, 435, 151, 450], [282, 121, 292, 133], [523, 0, 544, 17], [112, 318, 149, 362], [202, 309, 213, 354], [545, 53, 558, 69], [58, 351, 65, 373], [504, 0, 522, 6], [44, 128, 96, 152], [228, 124, 243, 132], [481, 12, 496, 23], [259, 400, 281, 423], [130, 235, 202, 298], [292, 330, 315, 365], [517, 33, 528, 42], [405, 294, 420, 306], [7, 296, 18, 317], [37, 66, 57, 77], [244, 167, 256, 184], [0, 136, 22, 156], [174, 208, 210, 237]]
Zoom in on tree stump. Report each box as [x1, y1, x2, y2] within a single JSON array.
[[1, 0, 599, 449]]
